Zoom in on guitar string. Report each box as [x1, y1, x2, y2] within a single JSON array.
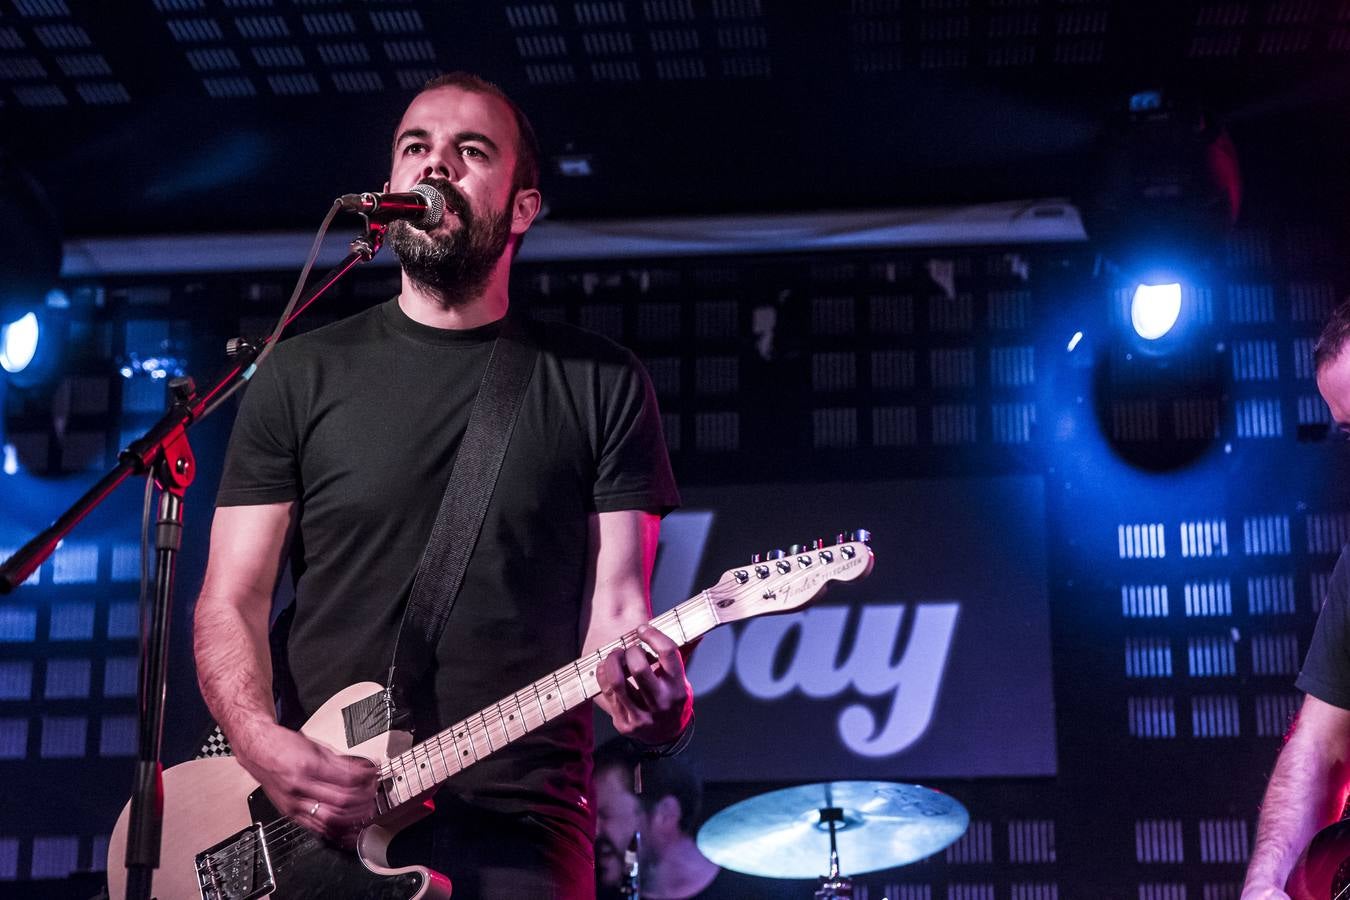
[[206, 576, 790, 880], [202, 584, 753, 880], [204, 621, 680, 877], [201, 562, 820, 880]]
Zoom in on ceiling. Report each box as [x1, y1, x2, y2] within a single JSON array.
[[1, 0, 1349, 241]]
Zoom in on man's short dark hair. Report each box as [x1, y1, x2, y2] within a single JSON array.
[[594, 737, 703, 836], [419, 71, 541, 197], [1314, 299, 1350, 372]]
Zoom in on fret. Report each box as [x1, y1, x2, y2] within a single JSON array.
[[564, 662, 588, 706], [426, 739, 448, 783], [483, 706, 511, 748], [410, 745, 433, 792], [504, 694, 528, 741], [476, 711, 497, 753], [434, 735, 454, 782], [669, 606, 689, 644], [529, 682, 548, 724], [451, 723, 477, 765], [580, 651, 603, 698], [477, 719, 498, 759], [388, 757, 412, 805], [538, 672, 567, 718], [403, 749, 424, 795]]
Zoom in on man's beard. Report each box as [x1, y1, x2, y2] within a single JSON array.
[[388, 179, 513, 307]]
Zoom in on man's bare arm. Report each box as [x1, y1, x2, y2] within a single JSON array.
[[193, 503, 294, 755], [1243, 694, 1350, 898], [194, 503, 376, 839], [580, 509, 693, 745]]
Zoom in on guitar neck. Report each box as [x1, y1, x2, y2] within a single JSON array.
[[376, 591, 719, 812]]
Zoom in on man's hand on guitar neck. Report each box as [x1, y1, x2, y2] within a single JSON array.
[[1239, 886, 1290, 900], [597, 623, 694, 747], [234, 723, 379, 845]]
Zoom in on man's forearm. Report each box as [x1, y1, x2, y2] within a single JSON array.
[[193, 591, 279, 758], [1246, 734, 1348, 891]]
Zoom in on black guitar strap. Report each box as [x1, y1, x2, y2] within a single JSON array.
[[193, 315, 538, 759], [383, 314, 539, 731]]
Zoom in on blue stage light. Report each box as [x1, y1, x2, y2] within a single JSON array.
[[0, 311, 39, 374], [1130, 282, 1182, 341]]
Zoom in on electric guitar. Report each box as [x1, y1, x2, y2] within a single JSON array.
[[106, 536, 874, 900], [1286, 818, 1350, 900]]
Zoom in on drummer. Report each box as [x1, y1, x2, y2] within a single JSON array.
[[592, 738, 796, 899]]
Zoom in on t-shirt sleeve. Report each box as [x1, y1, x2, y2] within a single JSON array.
[[215, 349, 303, 507], [1297, 545, 1350, 709], [592, 350, 680, 517]]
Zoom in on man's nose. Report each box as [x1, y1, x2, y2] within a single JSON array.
[[420, 151, 460, 182]]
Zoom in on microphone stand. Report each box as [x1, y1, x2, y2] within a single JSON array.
[[0, 222, 385, 900]]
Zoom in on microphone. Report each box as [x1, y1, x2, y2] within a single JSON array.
[[336, 183, 445, 228]]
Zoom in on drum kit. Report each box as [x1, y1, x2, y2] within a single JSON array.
[[694, 780, 969, 899]]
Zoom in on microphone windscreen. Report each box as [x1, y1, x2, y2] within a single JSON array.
[[410, 183, 446, 229]]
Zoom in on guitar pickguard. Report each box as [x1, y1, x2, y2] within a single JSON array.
[[189, 788, 424, 900]]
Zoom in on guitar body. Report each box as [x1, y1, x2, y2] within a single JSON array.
[[105, 537, 874, 900], [1286, 818, 1350, 900], [106, 683, 451, 900]]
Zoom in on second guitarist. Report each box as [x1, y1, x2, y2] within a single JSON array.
[[1244, 301, 1350, 900], [194, 71, 687, 900]]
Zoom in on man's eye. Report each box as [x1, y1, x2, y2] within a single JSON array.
[[461, 146, 487, 159], [403, 143, 427, 155]]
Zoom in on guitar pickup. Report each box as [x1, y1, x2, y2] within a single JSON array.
[[195, 822, 275, 900]]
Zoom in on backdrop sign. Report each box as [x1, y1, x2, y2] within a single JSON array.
[[651, 476, 1055, 779]]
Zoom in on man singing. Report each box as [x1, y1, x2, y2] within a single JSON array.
[[192, 72, 690, 898]]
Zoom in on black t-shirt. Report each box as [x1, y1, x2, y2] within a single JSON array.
[[1298, 545, 1350, 708], [216, 298, 680, 839]]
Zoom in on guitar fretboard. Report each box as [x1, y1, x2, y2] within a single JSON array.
[[374, 590, 720, 813]]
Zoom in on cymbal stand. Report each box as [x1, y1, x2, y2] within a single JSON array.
[[813, 805, 854, 900]]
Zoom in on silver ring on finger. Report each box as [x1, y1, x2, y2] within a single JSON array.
[[309, 801, 321, 817]]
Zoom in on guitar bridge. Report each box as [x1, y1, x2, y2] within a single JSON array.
[[195, 822, 275, 900]]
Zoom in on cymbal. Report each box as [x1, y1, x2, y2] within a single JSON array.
[[696, 781, 969, 879]]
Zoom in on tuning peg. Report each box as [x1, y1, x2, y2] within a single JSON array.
[[836, 533, 846, 545], [850, 529, 872, 544], [750, 553, 762, 564], [788, 544, 806, 555], [811, 538, 823, 550], [766, 549, 786, 560]]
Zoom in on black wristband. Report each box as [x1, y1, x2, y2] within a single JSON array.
[[633, 716, 694, 759]]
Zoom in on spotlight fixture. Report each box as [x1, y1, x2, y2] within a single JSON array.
[[1130, 282, 1182, 341], [0, 311, 39, 375]]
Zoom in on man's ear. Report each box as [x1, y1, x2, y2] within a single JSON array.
[[510, 188, 543, 237], [653, 795, 682, 833]]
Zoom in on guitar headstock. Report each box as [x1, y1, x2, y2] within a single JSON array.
[[704, 531, 875, 625]]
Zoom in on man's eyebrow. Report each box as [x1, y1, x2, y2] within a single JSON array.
[[455, 130, 500, 154], [391, 128, 502, 156], [393, 127, 430, 150]]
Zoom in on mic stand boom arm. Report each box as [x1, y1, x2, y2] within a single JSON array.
[[0, 222, 385, 900]]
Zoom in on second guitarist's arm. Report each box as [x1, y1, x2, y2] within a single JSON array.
[[194, 501, 377, 841], [1243, 695, 1350, 899]]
